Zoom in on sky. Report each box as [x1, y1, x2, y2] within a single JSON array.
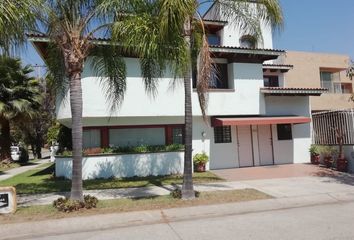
[[21, 0, 354, 75]]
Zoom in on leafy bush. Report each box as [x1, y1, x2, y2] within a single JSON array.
[[170, 188, 200, 199], [57, 144, 184, 157], [193, 152, 209, 165], [18, 146, 29, 163], [309, 145, 320, 156], [53, 195, 98, 212], [319, 146, 337, 157]]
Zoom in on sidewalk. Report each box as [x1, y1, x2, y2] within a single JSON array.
[[0, 159, 50, 181], [18, 174, 354, 206]]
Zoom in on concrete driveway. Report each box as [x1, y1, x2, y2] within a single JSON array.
[[211, 164, 354, 199]]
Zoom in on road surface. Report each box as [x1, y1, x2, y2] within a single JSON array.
[[27, 201, 354, 240]]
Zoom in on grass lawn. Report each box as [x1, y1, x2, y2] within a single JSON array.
[[0, 163, 224, 195], [0, 189, 272, 224]]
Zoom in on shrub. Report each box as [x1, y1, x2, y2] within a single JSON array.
[[309, 145, 320, 156], [170, 188, 200, 199], [319, 146, 337, 157], [53, 195, 98, 212], [18, 146, 29, 163], [193, 152, 209, 165]]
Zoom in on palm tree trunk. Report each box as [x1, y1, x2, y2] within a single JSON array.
[[0, 117, 11, 161], [182, 19, 195, 199], [69, 70, 84, 201]]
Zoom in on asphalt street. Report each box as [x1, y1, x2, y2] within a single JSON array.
[[27, 201, 354, 240]]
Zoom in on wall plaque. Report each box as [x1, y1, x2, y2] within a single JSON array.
[[0, 187, 16, 214]]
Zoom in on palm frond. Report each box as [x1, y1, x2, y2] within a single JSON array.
[[91, 46, 127, 113]]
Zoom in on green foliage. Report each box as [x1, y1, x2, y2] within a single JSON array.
[[318, 146, 337, 157], [47, 123, 61, 145], [170, 188, 200, 199], [53, 195, 98, 213], [193, 152, 209, 165], [58, 144, 184, 156], [57, 125, 72, 151], [309, 145, 320, 156], [18, 146, 29, 163]]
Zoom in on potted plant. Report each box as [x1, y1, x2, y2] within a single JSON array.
[[193, 152, 209, 172], [322, 146, 335, 168], [309, 145, 320, 165], [335, 129, 348, 172]]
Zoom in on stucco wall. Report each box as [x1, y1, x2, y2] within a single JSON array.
[[56, 61, 266, 127], [283, 51, 354, 111], [266, 96, 312, 164], [55, 152, 184, 179]]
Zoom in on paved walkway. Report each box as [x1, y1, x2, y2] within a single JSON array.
[[0, 159, 50, 181], [211, 163, 338, 181], [18, 171, 354, 206]]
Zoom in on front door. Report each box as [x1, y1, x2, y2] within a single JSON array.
[[258, 125, 274, 166], [237, 125, 254, 167]]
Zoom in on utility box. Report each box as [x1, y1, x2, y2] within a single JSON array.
[[0, 187, 16, 214]]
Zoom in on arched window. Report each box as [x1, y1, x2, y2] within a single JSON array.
[[239, 35, 257, 48]]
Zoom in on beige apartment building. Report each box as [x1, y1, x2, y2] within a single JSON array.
[[281, 51, 354, 112]]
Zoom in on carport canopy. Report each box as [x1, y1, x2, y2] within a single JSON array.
[[211, 116, 311, 127]]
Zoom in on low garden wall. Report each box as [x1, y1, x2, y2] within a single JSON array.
[[55, 151, 184, 180]]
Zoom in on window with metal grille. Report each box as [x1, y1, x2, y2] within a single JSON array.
[[277, 124, 292, 140], [172, 127, 183, 144], [214, 126, 232, 143]]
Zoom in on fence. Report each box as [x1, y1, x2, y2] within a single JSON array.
[[312, 109, 354, 145]]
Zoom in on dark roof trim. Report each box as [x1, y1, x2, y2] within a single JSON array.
[[263, 64, 293, 68], [261, 87, 327, 96], [210, 45, 285, 53]]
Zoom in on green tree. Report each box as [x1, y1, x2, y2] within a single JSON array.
[[0, 0, 40, 54], [27, 0, 161, 201], [116, 0, 283, 199], [0, 57, 41, 161]]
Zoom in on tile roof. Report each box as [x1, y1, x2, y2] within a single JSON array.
[[261, 87, 328, 96], [209, 45, 286, 53]]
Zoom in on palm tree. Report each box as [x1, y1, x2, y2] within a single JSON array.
[[0, 57, 41, 161], [116, 0, 283, 199], [0, 0, 40, 54], [27, 0, 163, 201]]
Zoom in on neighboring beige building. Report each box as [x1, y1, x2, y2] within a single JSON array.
[[282, 51, 354, 112]]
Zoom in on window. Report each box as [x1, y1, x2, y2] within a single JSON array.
[[264, 76, 279, 87], [209, 63, 229, 89], [109, 128, 165, 147], [333, 83, 352, 94], [320, 71, 334, 92], [239, 35, 256, 48], [320, 71, 342, 93], [83, 129, 101, 148], [214, 126, 232, 143], [193, 63, 229, 90], [277, 124, 292, 140], [207, 34, 220, 45], [172, 127, 183, 144]]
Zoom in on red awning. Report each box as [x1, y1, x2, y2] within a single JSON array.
[[211, 116, 311, 127]]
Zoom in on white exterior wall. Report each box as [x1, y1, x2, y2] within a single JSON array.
[[219, 22, 273, 49], [56, 152, 184, 179], [56, 61, 266, 126], [266, 96, 312, 164], [192, 117, 238, 170]]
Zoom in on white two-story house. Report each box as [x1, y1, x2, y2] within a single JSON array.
[[30, 4, 326, 179]]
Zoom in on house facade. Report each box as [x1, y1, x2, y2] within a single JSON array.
[[30, 4, 326, 179], [281, 51, 354, 112]]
